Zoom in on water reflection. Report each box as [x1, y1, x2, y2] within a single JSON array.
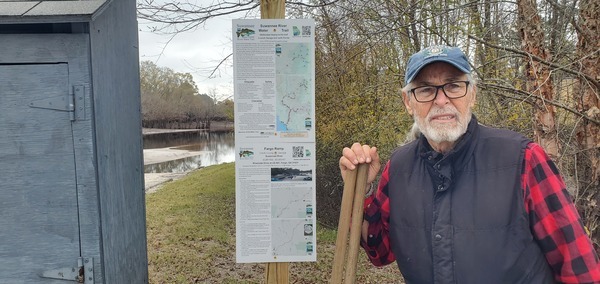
[[143, 131, 235, 173]]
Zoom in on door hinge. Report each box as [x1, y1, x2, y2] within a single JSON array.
[[40, 257, 94, 283], [29, 85, 87, 121]]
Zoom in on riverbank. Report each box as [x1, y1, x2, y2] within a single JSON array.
[[142, 121, 233, 136], [142, 128, 202, 135], [143, 146, 203, 193], [143, 147, 206, 165], [144, 172, 188, 194], [143, 143, 202, 193], [142, 125, 234, 193]]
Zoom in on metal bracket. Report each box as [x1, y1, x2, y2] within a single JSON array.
[[82, 257, 94, 284], [40, 257, 94, 283], [29, 85, 87, 121], [73, 85, 87, 121], [29, 94, 74, 113], [41, 264, 78, 282]]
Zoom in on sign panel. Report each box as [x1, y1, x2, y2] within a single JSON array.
[[233, 18, 316, 263]]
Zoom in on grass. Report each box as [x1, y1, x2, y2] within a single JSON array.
[[146, 162, 401, 283]]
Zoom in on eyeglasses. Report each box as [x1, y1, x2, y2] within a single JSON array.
[[409, 81, 470, 103]]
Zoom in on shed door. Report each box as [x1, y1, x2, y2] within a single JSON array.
[[0, 64, 81, 282]]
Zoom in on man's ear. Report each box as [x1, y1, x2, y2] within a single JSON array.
[[469, 84, 477, 108], [402, 91, 413, 115]]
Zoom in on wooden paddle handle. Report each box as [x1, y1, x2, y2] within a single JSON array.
[[331, 163, 369, 284], [344, 164, 369, 284]]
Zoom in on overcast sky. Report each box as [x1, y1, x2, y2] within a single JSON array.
[[137, 12, 243, 100]]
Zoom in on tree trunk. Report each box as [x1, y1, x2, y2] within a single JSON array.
[[407, 0, 420, 51], [516, 0, 560, 159], [575, 0, 600, 187], [574, 0, 600, 248]]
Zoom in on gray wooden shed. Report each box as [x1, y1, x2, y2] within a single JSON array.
[[0, 1, 148, 283]]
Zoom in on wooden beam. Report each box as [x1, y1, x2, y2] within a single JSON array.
[[260, 0, 288, 283], [260, 0, 285, 19], [331, 167, 358, 283], [265, 262, 289, 284]]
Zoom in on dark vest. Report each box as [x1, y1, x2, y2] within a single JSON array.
[[387, 118, 554, 284]]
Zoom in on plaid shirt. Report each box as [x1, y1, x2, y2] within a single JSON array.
[[361, 143, 600, 283]]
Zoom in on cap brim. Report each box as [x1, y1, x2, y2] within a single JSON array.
[[405, 58, 471, 85]]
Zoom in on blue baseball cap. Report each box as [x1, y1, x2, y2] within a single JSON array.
[[404, 45, 471, 85]]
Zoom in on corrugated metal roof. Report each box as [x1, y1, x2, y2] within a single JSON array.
[[0, 0, 108, 19]]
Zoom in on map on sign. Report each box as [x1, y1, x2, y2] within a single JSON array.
[[271, 219, 314, 257], [271, 187, 312, 218], [275, 43, 313, 133]]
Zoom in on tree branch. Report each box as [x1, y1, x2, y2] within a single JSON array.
[[544, 0, 584, 36], [208, 53, 233, 79], [137, 0, 260, 33], [468, 33, 600, 89], [138, 0, 340, 34], [287, 0, 342, 8], [482, 82, 600, 125]]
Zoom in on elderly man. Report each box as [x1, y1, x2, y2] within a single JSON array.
[[339, 45, 600, 283]]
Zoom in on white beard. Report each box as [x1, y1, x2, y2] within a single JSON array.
[[414, 106, 471, 144]]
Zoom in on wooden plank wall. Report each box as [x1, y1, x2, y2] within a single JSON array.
[[0, 63, 81, 283], [0, 34, 102, 283], [89, 0, 149, 282]]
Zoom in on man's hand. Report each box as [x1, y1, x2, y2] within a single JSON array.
[[339, 143, 381, 187]]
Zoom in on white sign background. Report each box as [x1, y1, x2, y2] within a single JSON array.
[[233, 19, 316, 263]]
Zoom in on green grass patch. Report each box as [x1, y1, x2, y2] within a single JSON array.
[[146, 162, 400, 283]]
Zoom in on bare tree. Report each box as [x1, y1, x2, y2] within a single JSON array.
[[573, 0, 600, 242], [516, 0, 560, 159], [138, 0, 260, 34]]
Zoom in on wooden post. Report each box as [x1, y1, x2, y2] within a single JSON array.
[[330, 164, 369, 284], [331, 168, 358, 283], [260, 0, 288, 283], [265, 262, 289, 283], [343, 164, 369, 284], [261, 0, 286, 19]]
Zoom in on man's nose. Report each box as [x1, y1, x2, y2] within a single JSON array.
[[433, 87, 450, 105]]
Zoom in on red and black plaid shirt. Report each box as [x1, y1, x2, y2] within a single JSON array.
[[361, 143, 600, 283]]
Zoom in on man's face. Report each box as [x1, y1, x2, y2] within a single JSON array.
[[403, 62, 476, 145]]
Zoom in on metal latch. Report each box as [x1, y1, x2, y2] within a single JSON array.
[[41, 257, 94, 283]]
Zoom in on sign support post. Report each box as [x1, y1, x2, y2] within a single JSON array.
[[261, 2, 289, 283]]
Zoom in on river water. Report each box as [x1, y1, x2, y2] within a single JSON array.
[[143, 131, 235, 173]]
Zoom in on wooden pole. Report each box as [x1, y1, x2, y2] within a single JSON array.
[[260, 0, 287, 283], [343, 164, 368, 284], [331, 168, 358, 283], [260, 0, 286, 19], [265, 262, 289, 283], [330, 164, 369, 284]]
